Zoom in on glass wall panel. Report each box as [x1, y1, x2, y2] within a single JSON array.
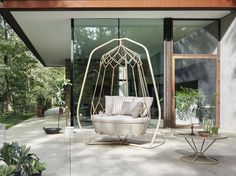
[[120, 19, 164, 126], [174, 59, 216, 126], [173, 20, 219, 54], [73, 19, 118, 126], [73, 18, 164, 127]]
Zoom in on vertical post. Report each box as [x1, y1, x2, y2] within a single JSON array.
[[216, 19, 221, 128], [163, 18, 174, 128], [65, 59, 71, 126], [70, 19, 74, 126]]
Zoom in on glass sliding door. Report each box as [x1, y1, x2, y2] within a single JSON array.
[[174, 58, 217, 126], [172, 19, 220, 127]]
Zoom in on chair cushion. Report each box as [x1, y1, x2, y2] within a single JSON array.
[[119, 101, 143, 118], [111, 96, 133, 115], [92, 114, 148, 124], [92, 114, 150, 136], [133, 97, 153, 116], [105, 96, 153, 117]]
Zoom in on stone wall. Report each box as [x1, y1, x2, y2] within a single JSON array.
[[220, 13, 236, 130]]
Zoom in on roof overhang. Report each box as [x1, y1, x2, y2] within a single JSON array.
[[2, 0, 236, 9], [0, 9, 233, 66]]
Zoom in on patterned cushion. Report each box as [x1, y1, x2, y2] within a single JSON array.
[[133, 97, 153, 116], [119, 101, 143, 118], [111, 96, 133, 115]]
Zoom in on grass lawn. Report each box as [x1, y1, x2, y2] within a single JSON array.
[[0, 113, 35, 129]]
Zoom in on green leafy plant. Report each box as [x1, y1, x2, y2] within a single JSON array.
[[55, 79, 72, 107], [0, 142, 46, 176], [175, 87, 205, 120], [26, 159, 46, 175], [0, 165, 16, 176]]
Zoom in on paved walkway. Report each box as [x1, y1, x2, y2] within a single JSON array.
[[4, 108, 236, 176]]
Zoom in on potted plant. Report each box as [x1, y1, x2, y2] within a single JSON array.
[[43, 79, 71, 135], [26, 158, 46, 176], [55, 79, 71, 114], [0, 142, 23, 175], [175, 87, 205, 121], [0, 142, 46, 176], [36, 94, 46, 117]]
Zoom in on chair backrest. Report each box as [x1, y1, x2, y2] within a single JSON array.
[[105, 96, 153, 117]]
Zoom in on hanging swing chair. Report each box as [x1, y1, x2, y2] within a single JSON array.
[[77, 38, 164, 149]]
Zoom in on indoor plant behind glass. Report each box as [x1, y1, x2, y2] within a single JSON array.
[[175, 87, 205, 121]]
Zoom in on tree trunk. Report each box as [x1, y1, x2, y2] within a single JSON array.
[[4, 20, 14, 112], [4, 56, 14, 112]]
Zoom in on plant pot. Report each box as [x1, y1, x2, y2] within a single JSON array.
[[59, 107, 63, 114], [43, 127, 61, 134], [14, 170, 21, 176], [32, 171, 42, 176], [36, 107, 45, 117]]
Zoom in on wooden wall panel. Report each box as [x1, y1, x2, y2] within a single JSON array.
[[2, 0, 236, 9]]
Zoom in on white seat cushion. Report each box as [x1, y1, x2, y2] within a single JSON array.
[[91, 114, 149, 136], [92, 114, 148, 124]]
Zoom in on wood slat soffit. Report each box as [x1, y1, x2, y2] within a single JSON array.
[[1, 0, 236, 9]]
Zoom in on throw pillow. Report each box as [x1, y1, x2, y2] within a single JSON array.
[[119, 101, 143, 118]]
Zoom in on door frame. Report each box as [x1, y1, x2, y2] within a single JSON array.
[[171, 52, 220, 128]]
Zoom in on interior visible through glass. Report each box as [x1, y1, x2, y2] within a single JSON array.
[[173, 20, 219, 54], [175, 59, 216, 126]]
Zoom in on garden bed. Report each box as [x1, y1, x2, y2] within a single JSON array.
[[0, 113, 35, 129]]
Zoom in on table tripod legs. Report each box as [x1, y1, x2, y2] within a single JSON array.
[[182, 138, 218, 164]]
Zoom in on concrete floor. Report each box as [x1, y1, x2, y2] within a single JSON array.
[[4, 108, 236, 176]]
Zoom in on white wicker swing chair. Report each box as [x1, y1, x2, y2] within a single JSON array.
[[76, 38, 165, 149]]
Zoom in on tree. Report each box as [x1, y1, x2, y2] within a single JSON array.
[[0, 15, 65, 115], [0, 16, 14, 112]]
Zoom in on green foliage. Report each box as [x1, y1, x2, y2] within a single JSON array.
[[25, 158, 46, 174], [55, 79, 71, 106], [0, 15, 65, 120], [0, 113, 35, 129], [175, 87, 205, 120], [0, 142, 46, 175], [0, 142, 32, 168], [0, 165, 15, 176]]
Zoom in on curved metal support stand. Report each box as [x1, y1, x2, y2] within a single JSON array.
[[76, 38, 164, 149], [182, 138, 218, 164]]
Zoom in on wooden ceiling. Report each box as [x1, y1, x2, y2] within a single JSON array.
[[2, 0, 236, 9]]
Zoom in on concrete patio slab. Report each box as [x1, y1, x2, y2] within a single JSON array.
[[4, 108, 236, 176]]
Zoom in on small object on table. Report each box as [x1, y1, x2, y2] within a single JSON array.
[[211, 127, 219, 135], [198, 131, 210, 137]]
